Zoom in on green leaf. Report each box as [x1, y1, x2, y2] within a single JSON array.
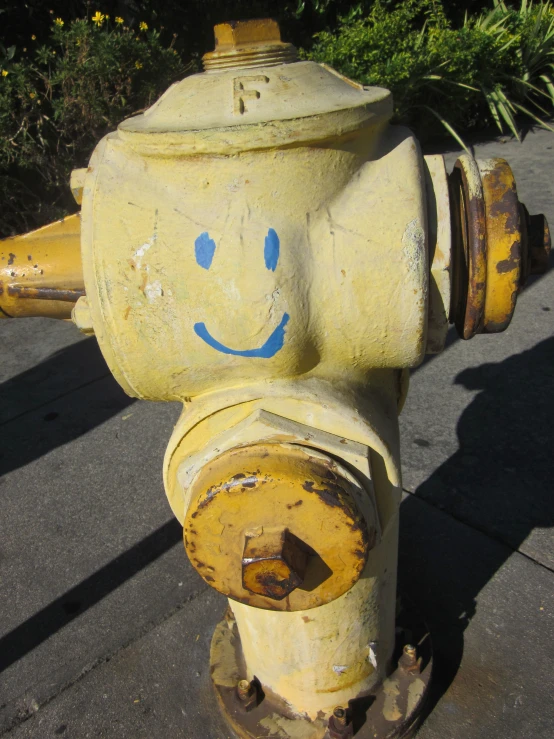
[[512, 100, 554, 131], [421, 105, 472, 155], [482, 88, 504, 132], [493, 89, 521, 141]]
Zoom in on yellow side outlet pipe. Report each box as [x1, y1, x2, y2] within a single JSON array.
[[0, 213, 83, 319]]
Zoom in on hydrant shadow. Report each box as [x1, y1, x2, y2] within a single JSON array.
[[398, 335, 554, 726]]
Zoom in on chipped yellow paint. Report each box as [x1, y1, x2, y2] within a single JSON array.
[[382, 677, 403, 722], [406, 677, 426, 717], [209, 619, 242, 689], [0, 214, 83, 319], [259, 714, 326, 739]]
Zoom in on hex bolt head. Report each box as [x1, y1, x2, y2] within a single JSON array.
[[241, 528, 308, 600], [237, 679, 253, 701], [213, 18, 282, 50], [328, 705, 353, 738], [399, 643, 421, 674], [236, 678, 259, 711]]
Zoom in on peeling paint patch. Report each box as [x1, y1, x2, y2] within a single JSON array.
[[144, 280, 163, 302], [368, 642, 378, 669], [407, 677, 426, 716], [259, 713, 325, 739], [383, 678, 403, 721], [402, 218, 425, 273], [134, 239, 155, 269], [333, 664, 348, 675]]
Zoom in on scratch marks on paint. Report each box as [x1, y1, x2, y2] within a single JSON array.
[[194, 312, 289, 358]]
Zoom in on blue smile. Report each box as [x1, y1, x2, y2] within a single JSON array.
[[194, 312, 290, 358]]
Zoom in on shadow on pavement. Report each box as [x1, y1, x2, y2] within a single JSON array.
[[399, 335, 554, 725], [0, 337, 135, 477], [0, 520, 182, 673]]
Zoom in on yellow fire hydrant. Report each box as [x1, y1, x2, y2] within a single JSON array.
[[1, 19, 550, 739]]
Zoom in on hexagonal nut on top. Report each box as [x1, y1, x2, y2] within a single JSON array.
[[242, 528, 309, 600], [202, 19, 298, 71]]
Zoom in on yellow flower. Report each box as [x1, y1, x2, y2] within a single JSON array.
[[31, 35, 36, 40], [115, 17, 124, 25], [1, 70, 8, 77], [30, 92, 36, 99], [135, 61, 143, 69], [139, 21, 148, 31], [92, 11, 105, 26], [54, 17, 64, 27]]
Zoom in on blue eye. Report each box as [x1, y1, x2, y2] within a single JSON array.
[[195, 232, 216, 270], [264, 228, 280, 271]]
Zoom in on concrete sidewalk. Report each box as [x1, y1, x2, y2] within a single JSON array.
[[1, 128, 553, 739]]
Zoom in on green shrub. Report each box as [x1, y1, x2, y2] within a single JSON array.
[[305, 0, 554, 148], [0, 14, 188, 237]]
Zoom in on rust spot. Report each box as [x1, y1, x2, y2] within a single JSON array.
[[7, 285, 84, 302], [123, 306, 131, 320], [248, 569, 302, 601], [489, 186, 519, 233], [204, 575, 215, 583], [496, 240, 521, 274], [286, 500, 303, 509], [302, 615, 314, 623], [302, 480, 347, 510], [7, 253, 16, 265], [341, 269, 346, 277], [27, 255, 32, 261]]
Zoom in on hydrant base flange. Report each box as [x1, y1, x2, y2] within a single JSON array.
[[210, 599, 432, 739]]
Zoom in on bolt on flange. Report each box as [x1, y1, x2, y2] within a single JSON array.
[[328, 705, 354, 738], [236, 678, 261, 712]]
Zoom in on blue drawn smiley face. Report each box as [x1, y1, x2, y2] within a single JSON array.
[[193, 228, 290, 358]]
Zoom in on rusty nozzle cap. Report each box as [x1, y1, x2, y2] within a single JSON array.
[[203, 18, 298, 71]]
